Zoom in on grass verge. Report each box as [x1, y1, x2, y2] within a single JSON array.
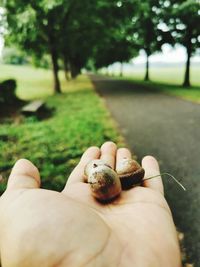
[[121, 77, 200, 103]]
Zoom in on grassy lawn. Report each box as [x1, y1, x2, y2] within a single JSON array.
[[119, 65, 200, 103], [0, 64, 123, 194], [122, 65, 200, 86], [0, 64, 56, 99], [123, 78, 200, 103], [150, 66, 200, 87]]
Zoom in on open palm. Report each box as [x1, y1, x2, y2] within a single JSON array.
[[0, 142, 181, 267]]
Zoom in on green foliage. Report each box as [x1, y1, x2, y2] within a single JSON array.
[[4, 0, 69, 92], [31, 54, 51, 69], [161, 0, 200, 52], [0, 68, 123, 195], [60, 1, 140, 75], [92, 1, 141, 68], [3, 0, 141, 81], [129, 0, 162, 55], [3, 0, 199, 88], [2, 47, 29, 65]]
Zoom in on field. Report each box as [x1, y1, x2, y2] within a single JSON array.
[[0, 64, 123, 194], [122, 65, 200, 86], [0, 64, 57, 99], [120, 64, 200, 103]]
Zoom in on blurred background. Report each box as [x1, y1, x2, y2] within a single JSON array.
[[0, 0, 199, 266]]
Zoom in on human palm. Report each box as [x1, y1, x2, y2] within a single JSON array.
[[0, 142, 181, 267]]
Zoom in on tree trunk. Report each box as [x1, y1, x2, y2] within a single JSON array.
[[64, 60, 71, 81], [144, 52, 149, 81], [70, 62, 79, 79], [120, 62, 123, 77], [50, 49, 61, 93], [183, 43, 192, 87], [65, 71, 71, 81]]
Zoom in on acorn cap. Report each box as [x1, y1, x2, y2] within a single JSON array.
[[119, 167, 145, 189], [116, 159, 145, 189]]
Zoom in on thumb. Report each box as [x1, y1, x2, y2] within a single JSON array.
[[7, 159, 41, 190], [142, 155, 164, 195]]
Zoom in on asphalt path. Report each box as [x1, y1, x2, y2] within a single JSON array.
[[90, 75, 200, 266]]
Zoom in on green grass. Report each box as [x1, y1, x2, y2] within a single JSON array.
[[157, 84, 200, 103], [119, 65, 200, 103], [0, 64, 124, 194]]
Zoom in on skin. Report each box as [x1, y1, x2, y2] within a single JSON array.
[[0, 142, 182, 267]]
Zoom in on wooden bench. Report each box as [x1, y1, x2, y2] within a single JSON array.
[[21, 100, 45, 115]]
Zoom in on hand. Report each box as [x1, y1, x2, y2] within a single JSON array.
[[0, 142, 181, 267]]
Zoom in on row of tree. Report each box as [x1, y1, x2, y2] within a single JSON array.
[[2, 0, 200, 93]]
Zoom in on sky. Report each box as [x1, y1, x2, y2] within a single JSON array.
[[133, 44, 200, 64]]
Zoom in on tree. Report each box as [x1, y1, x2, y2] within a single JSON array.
[[161, 0, 200, 87], [93, 37, 137, 70], [0, 6, 6, 58], [59, 0, 138, 79], [126, 0, 174, 81], [60, 1, 103, 79], [90, 0, 139, 70], [4, 0, 69, 93], [4, 0, 139, 85]]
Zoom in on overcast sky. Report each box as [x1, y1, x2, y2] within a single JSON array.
[[133, 44, 200, 64]]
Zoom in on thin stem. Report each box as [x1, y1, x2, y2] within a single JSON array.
[[144, 173, 186, 191]]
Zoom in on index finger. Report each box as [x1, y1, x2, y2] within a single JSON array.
[[63, 146, 100, 188]]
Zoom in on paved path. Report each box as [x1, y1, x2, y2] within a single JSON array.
[[90, 75, 200, 266]]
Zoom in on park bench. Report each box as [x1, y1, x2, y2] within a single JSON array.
[[21, 100, 45, 115]]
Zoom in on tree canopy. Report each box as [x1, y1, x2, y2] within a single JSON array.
[[161, 0, 200, 86], [2, 0, 200, 91]]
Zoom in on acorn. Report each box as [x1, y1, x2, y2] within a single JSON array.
[[116, 158, 145, 189], [85, 160, 121, 202], [84, 159, 112, 177]]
